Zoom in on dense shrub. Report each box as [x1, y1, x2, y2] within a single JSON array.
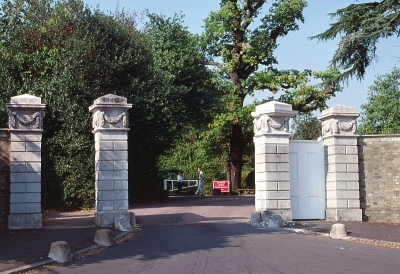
[[0, 0, 155, 209]]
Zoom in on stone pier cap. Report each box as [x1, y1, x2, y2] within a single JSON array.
[[318, 104, 359, 121], [89, 93, 132, 111], [317, 104, 359, 137], [89, 94, 132, 132], [251, 101, 298, 136], [251, 101, 298, 118], [7, 94, 45, 106], [6, 94, 45, 131]]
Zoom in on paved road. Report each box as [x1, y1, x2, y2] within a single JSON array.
[[41, 196, 400, 274]]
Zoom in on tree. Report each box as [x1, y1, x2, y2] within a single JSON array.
[[0, 0, 157, 208], [290, 112, 321, 140], [311, 0, 400, 81], [157, 126, 227, 183], [358, 67, 400, 134], [0, 0, 218, 207], [200, 0, 341, 190], [129, 14, 220, 202], [145, 14, 219, 129]]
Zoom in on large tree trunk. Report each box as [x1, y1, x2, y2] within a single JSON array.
[[226, 161, 231, 182], [228, 122, 245, 191]]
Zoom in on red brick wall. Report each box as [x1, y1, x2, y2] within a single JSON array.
[[0, 130, 10, 229]]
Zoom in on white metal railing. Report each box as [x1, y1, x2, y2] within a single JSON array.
[[164, 180, 198, 192]]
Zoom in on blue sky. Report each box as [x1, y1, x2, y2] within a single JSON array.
[[83, 0, 399, 114]]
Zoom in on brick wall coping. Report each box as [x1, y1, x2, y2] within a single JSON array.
[[358, 134, 400, 139]]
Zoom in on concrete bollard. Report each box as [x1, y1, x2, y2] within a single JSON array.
[[94, 229, 114, 246], [48, 241, 72, 263], [330, 223, 348, 239]]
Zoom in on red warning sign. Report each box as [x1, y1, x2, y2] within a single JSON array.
[[213, 181, 230, 193]]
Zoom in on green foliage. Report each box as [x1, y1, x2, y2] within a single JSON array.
[[290, 112, 321, 140], [200, 0, 342, 189], [158, 102, 256, 192], [0, 0, 219, 208], [158, 126, 227, 184], [129, 13, 218, 203], [358, 68, 400, 134], [311, 0, 400, 80], [0, 0, 157, 209], [144, 13, 220, 130], [200, 0, 340, 109]]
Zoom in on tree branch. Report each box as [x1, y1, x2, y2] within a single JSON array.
[[243, 0, 266, 30], [293, 88, 334, 112], [201, 61, 229, 75]]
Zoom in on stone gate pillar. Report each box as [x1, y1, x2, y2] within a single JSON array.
[[252, 101, 298, 220], [89, 94, 132, 227], [7, 94, 45, 229], [318, 105, 362, 221]]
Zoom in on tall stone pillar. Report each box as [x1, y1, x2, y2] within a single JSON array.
[[7, 94, 45, 229], [252, 101, 298, 221], [89, 94, 132, 227], [318, 105, 362, 221]]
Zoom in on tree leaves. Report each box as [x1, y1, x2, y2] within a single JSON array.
[[311, 0, 400, 80], [199, 0, 343, 189], [0, 0, 157, 209], [358, 68, 400, 134], [290, 112, 321, 140]]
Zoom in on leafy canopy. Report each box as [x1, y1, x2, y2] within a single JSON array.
[[0, 0, 216, 207], [311, 0, 400, 80], [290, 112, 321, 140], [198, 1, 343, 189], [358, 67, 400, 134], [0, 0, 157, 208], [201, 0, 342, 113], [130, 14, 220, 203]]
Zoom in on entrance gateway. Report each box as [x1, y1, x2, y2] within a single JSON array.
[[253, 101, 362, 222], [289, 140, 325, 220]]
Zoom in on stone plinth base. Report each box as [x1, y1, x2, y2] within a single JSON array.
[[8, 213, 42, 229], [94, 210, 130, 227], [264, 209, 292, 222], [326, 208, 362, 222]]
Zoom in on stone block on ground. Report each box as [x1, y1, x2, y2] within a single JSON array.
[[251, 211, 262, 224], [261, 210, 274, 223], [48, 241, 72, 263], [115, 215, 132, 232], [267, 213, 284, 229], [94, 229, 114, 246]]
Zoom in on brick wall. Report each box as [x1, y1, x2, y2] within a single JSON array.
[[0, 130, 10, 229], [358, 135, 400, 223]]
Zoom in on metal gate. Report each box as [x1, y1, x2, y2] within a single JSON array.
[[289, 140, 326, 220]]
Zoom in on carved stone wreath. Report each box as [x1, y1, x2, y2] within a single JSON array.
[[8, 111, 42, 129], [322, 118, 357, 136], [92, 111, 128, 129], [254, 115, 289, 134]]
